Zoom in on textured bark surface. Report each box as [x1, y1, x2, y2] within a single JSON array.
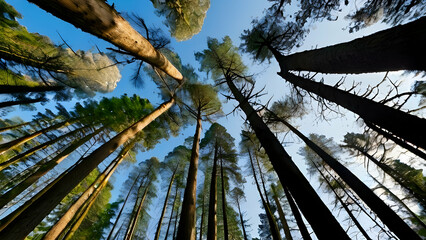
[[0, 98, 174, 239], [28, 0, 183, 81], [280, 17, 426, 73]]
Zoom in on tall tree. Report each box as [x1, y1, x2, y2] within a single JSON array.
[[230, 187, 249, 240]]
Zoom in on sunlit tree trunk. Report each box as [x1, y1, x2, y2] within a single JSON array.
[[176, 111, 202, 240], [270, 184, 293, 240], [0, 97, 44, 109], [0, 98, 175, 240], [207, 143, 219, 240], [0, 85, 65, 94], [28, 0, 183, 81], [277, 16, 426, 73], [220, 157, 229, 240], [226, 77, 349, 239]]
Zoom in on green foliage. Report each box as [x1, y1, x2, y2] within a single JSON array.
[[391, 159, 426, 194], [180, 83, 222, 119]]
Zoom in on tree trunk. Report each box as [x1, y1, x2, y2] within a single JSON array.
[[220, 158, 229, 240], [207, 143, 219, 240], [277, 16, 426, 73], [164, 184, 179, 240], [0, 98, 174, 240], [0, 127, 103, 209], [0, 97, 44, 109], [44, 141, 133, 240], [278, 71, 426, 150], [248, 150, 281, 240], [270, 184, 293, 240], [236, 198, 248, 240], [176, 112, 202, 240], [199, 192, 205, 240], [173, 203, 180, 240], [0, 121, 30, 133], [154, 168, 177, 240], [255, 154, 272, 210], [0, 124, 90, 172], [274, 115, 421, 239], [0, 85, 65, 94], [226, 77, 349, 239], [28, 0, 182, 81], [0, 119, 73, 155]]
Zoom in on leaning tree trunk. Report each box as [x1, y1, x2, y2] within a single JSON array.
[[28, 0, 182, 81], [199, 191, 205, 240], [0, 97, 44, 109], [220, 158, 229, 240], [0, 119, 73, 155], [0, 98, 175, 240], [226, 77, 349, 239], [270, 184, 293, 240], [176, 111, 202, 240], [0, 121, 30, 133], [236, 198, 248, 240], [276, 16, 426, 73], [43, 141, 134, 240], [207, 143, 219, 240], [0, 127, 103, 209], [274, 115, 421, 239], [278, 71, 426, 151], [0, 85, 65, 94]]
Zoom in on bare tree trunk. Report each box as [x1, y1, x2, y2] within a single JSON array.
[[164, 184, 179, 240], [270, 184, 293, 240], [277, 16, 426, 73], [0, 121, 30, 133], [226, 77, 349, 239], [0, 98, 175, 240], [207, 143, 219, 240], [220, 158, 229, 240], [176, 112, 202, 240], [0, 97, 44, 109], [28, 0, 183, 81], [199, 193, 205, 240], [0, 85, 65, 94], [236, 198, 248, 240]]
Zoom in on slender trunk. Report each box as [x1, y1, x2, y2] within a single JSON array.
[[313, 163, 372, 240], [220, 157, 229, 240], [44, 141, 133, 240], [275, 115, 421, 239], [278, 16, 426, 73], [271, 185, 293, 240], [106, 171, 144, 240], [199, 194, 205, 240], [248, 150, 281, 240], [28, 0, 182, 81], [0, 98, 174, 240], [173, 202, 180, 240], [278, 71, 426, 150], [165, 184, 179, 240], [154, 168, 178, 240], [226, 77, 349, 239], [0, 85, 65, 94], [176, 112, 202, 240], [0, 124, 90, 172], [0, 122, 30, 133], [0, 119, 73, 155], [0, 97, 44, 109], [236, 198, 248, 240], [207, 143, 219, 240], [0, 127, 103, 209], [366, 121, 426, 160], [255, 153, 272, 209]]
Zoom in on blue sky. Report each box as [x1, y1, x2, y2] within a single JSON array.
[[4, 0, 424, 239]]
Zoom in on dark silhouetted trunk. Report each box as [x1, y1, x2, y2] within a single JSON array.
[[220, 158, 229, 240], [0, 97, 44, 109], [277, 17, 426, 73], [0, 85, 65, 94], [226, 77, 349, 239], [278, 71, 426, 151], [236, 198, 248, 240], [271, 184, 293, 240], [164, 184, 179, 240], [282, 185, 312, 240], [207, 143, 219, 240], [0, 98, 174, 240], [199, 193, 205, 240], [0, 121, 30, 133]]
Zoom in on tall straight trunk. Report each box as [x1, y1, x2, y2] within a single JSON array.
[[274, 115, 421, 239], [366, 121, 426, 160], [0, 85, 65, 94], [106, 171, 144, 240], [0, 98, 174, 240], [313, 163, 372, 240], [29, 0, 183, 81], [270, 185, 293, 240], [0, 127, 103, 209], [207, 143, 219, 240], [248, 150, 281, 240], [226, 77, 349, 239], [164, 184, 179, 240], [220, 158, 229, 240], [0, 97, 44, 109], [173, 202, 180, 240], [236, 198, 248, 240], [277, 16, 426, 73], [282, 185, 312, 240], [0, 119, 73, 155], [0, 121, 30, 133], [199, 192, 205, 240], [255, 154, 272, 209], [0, 124, 90, 171], [44, 141, 133, 240], [154, 168, 178, 240], [278, 71, 426, 150], [176, 112, 202, 240]]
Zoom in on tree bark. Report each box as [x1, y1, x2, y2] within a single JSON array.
[[0, 85, 65, 94], [164, 184, 179, 240], [0, 98, 174, 240], [199, 192, 205, 240], [270, 184, 293, 240], [277, 16, 426, 73], [236, 198, 248, 240], [278, 71, 426, 150], [226, 77, 349, 239], [28, 0, 183, 81], [0, 97, 44, 109], [274, 115, 421, 239], [207, 143, 219, 240], [176, 112, 202, 240], [220, 157, 229, 240]]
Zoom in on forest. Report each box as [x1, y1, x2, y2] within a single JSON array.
[[0, 0, 425, 239]]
